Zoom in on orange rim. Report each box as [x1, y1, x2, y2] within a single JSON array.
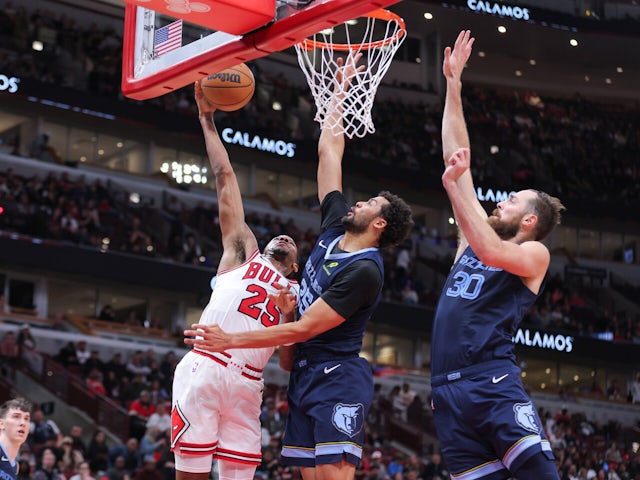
[[300, 8, 406, 51]]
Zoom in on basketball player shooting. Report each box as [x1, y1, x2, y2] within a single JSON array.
[[170, 82, 300, 480], [429, 30, 565, 480], [185, 53, 414, 480]]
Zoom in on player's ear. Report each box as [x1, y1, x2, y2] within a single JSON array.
[[373, 217, 387, 230], [291, 262, 299, 274], [522, 213, 537, 229]]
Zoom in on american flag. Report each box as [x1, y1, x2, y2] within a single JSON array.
[[154, 19, 183, 57]]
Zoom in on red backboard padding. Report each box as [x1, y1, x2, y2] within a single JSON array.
[[122, 0, 402, 100], [121, 0, 276, 35]]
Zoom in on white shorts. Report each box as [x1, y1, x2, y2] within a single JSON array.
[[172, 349, 264, 472]]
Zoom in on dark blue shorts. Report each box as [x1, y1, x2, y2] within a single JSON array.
[[280, 356, 373, 467], [431, 360, 554, 480]]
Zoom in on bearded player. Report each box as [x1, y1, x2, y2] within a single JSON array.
[[430, 30, 565, 480], [171, 82, 300, 480]]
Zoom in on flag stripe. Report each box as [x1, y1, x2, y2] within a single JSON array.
[[154, 19, 182, 56]]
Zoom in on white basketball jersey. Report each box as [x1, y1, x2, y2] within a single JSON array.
[[198, 249, 299, 369]]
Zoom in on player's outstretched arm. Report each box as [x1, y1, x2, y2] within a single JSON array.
[[317, 53, 363, 204], [443, 148, 549, 280], [185, 297, 345, 351], [195, 82, 257, 267], [441, 31, 488, 259]]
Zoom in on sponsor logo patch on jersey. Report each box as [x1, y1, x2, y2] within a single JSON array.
[[513, 402, 540, 433], [332, 403, 365, 438]]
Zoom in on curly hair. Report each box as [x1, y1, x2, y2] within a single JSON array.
[[377, 190, 414, 249]]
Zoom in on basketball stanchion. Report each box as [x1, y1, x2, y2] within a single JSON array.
[[295, 9, 406, 139]]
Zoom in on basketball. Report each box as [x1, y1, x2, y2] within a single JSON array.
[[200, 63, 255, 112]]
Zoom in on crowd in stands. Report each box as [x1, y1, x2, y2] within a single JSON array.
[[1, 159, 639, 343], [0, 1, 639, 217], [8, 365, 640, 480]]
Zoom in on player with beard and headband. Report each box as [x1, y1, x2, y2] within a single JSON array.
[[0, 398, 32, 480], [185, 53, 414, 480], [170, 82, 300, 480], [430, 30, 565, 480]]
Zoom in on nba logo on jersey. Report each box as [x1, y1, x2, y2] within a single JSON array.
[[192, 361, 199, 373], [513, 402, 540, 433], [332, 403, 365, 437]]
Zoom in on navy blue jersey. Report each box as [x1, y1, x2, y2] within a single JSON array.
[[0, 443, 16, 480], [295, 191, 384, 358], [431, 245, 543, 376]]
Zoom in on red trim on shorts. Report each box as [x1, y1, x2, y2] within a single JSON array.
[[216, 447, 262, 465], [192, 349, 263, 380], [176, 441, 218, 455]]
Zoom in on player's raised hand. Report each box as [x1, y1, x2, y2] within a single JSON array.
[[443, 30, 475, 81], [184, 323, 229, 351], [335, 51, 364, 93], [194, 81, 217, 115], [268, 284, 298, 317], [442, 147, 471, 187]]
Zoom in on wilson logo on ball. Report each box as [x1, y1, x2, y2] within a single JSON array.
[[207, 73, 241, 84]]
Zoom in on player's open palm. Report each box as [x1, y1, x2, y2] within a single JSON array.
[[443, 30, 474, 81], [443, 147, 471, 186]]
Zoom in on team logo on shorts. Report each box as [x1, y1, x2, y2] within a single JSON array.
[[513, 402, 540, 433], [171, 402, 190, 448], [332, 403, 364, 437]]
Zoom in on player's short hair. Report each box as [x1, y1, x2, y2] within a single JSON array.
[[0, 397, 32, 418], [377, 191, 414, 249], [530, 190, 566, 241]]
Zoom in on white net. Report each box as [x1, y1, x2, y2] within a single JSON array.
[[294, 10, 405, 139]]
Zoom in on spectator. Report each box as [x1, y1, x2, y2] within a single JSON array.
[[108, 439, 140, 477], [128, 391, 156, 440], [87, 430, 109, 476], [145, 400, 170, 435], [369, 450, 387, 480], [17, 456, 32, 480], [105, 456, 129, 480], [0, 330, 19, 365], [138, 427, 165, 467], [74, 342, 91, 366], [17, 324, 42, 375], [59, 436, 84, 478], [55, 342, 80, 368], [99, 306, 116, 323], [50, 313, 69, 332], [82, 352, 104, 378], [133, 456, 161, 480], [69, 426, 87, 458], [85, 369, 107, 396], [421, 452, 447, 480], [32, 448, 65, 480], [68, 462, 94, 480], [29, 410, 61, 455], [125, 352, 151, 380]]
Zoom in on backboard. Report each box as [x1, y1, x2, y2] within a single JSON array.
[[121, 0, 403, 100]]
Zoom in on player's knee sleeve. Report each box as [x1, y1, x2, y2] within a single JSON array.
[[511, 451, 559, 480], [217, 460, 257, 480]]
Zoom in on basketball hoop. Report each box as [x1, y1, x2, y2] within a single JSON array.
[[294, 9, 406, 139]]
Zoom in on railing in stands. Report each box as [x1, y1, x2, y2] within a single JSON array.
[[25, 355, 130, 440]]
